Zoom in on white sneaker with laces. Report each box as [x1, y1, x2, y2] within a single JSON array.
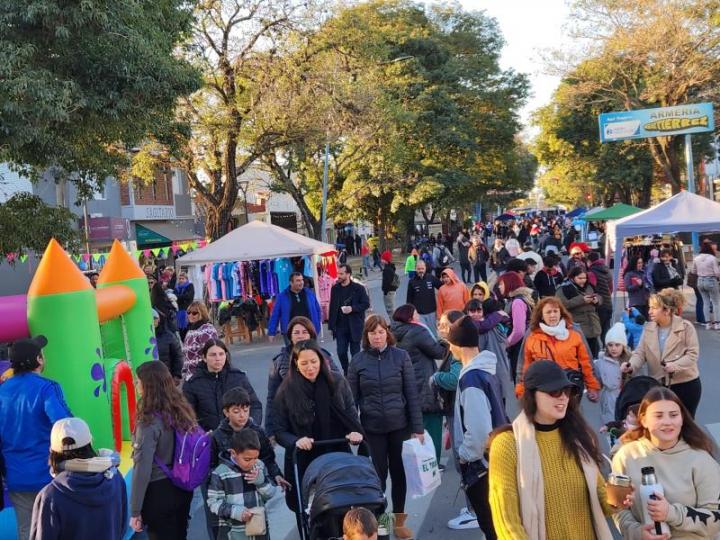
[[447, 507, 479, 530]]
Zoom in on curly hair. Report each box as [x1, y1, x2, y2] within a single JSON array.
[[529, 297, 574, 331], [136, 361, 197, 431]]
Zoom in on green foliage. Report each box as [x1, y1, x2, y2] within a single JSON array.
[[0, 0, 201, 185], [263, 0, 530, 239], [0, 193, 80, 260]]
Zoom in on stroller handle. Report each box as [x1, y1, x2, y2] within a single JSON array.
[[291, 437, 371, 540], [291, 437, 370, 465]]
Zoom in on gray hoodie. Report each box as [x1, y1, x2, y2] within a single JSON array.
[[453, 351, 507, 464]]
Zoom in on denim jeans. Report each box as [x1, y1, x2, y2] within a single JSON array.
[[698, 276, 720, 323]]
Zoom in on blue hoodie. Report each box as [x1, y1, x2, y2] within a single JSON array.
[[30, 458, 127, 540]]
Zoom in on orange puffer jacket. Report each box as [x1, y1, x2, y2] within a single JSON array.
[[516, 326, 600, 396]]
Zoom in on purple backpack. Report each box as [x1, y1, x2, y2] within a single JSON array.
[[154, 424, 212, 491]]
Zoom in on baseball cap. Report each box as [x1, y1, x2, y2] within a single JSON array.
[[523, 360, 576, 393], [51, 417, 93, 452], [10, 335, 48, 371]]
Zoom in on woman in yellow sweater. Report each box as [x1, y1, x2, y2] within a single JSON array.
[[489, 360, 630, 539]]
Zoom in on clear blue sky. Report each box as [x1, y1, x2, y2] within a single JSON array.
[[457, 0, 572, 131]]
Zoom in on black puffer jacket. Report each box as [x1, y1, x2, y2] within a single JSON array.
[[265, 345, 341, 436], [347, 346, 424, 435], [210, 417, 282, 480], [390, 321, 447, 414], [183, 362, 262, 432]]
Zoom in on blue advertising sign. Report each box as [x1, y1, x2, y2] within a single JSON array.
[[599, 102, 714, 143]]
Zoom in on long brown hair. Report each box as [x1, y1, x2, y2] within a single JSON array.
[[622, 387, 713, 453], [490, 387, 603, 466], [361, 314, 396, 350], [136, 361, 197, 431], [529, 296, 574, 331]]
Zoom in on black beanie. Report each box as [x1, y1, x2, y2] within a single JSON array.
[[448, 315, 479, 347]]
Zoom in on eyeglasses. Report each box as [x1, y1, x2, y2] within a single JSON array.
[[188, 311, 199, 315], [547, 387, 574, 398]]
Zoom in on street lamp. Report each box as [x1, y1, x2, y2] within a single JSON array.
[[238, 180, 249, 225]]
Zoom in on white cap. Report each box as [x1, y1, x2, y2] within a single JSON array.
[[604, 322, 628, 347], [51, 418, 93, 452]]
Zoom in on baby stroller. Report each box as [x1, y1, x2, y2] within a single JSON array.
[[608, 376, 661, 446], [294, 439, 386, 540]]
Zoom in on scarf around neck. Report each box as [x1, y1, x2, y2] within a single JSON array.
[[539, 320, 570, 341], [512, 411, 612, 540]]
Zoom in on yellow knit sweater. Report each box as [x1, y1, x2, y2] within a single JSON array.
[[489, 427, 612, 540]]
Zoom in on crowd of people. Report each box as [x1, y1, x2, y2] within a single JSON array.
[[1, 215, 719, 540]]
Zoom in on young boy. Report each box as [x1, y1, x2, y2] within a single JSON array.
[[207, 429, 277, 539], [211, 388, 285, 486], [343, 507, 378, 540]]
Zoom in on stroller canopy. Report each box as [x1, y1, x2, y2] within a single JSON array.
[[615, 376, 661, 422], [302, 452, 385, 521]]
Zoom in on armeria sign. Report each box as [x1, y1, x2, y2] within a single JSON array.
[[598, 102, 714, 143]]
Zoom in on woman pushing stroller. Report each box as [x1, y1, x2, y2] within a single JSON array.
[[272, 339, 364, 536]]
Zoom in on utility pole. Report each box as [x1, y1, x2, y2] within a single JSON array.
[[685, 134, 699, 250], [320, 142, 330, 243]]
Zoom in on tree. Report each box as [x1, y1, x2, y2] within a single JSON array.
[[534, 76, 655, 208], [134, 0, 325, 240], [0, 0, 200, 184], [0, 193, 79, 260], [563, 0, 720, 192], [260, 1, 530, 242]]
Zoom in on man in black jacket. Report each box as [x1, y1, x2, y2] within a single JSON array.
[[328, 264, 371, 374], [651, 248, 684, 290], [406, 260, 441, 337], [381, 252, 399, 316]]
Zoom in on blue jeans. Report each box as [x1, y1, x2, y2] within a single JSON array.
[[335, 328, 360, 374]]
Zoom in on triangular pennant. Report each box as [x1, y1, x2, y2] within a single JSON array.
[[82, 253, 91, 262], [142, 249, 151, 257], [19, 254, 28, 263], [171, 245, 179, 255], [151, 248, 160, 256]]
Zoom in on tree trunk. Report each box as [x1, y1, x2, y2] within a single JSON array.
[[205, 204, 235, 241], [648, 136, 683, 193]]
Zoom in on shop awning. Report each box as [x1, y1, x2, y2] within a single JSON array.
[[135, 221, 200, 246]]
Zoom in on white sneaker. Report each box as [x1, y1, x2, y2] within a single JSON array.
[[447, 507, 479, 530]]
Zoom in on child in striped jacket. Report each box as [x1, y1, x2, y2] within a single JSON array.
[[207, 429, 278, 539]]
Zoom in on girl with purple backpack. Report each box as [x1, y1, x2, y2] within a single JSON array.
[[130, 361, 199, 540]]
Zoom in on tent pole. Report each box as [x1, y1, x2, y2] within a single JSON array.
[[686, 134, 700, 250]]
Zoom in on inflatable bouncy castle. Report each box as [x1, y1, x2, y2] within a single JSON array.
[[0, 239, 155, 538]]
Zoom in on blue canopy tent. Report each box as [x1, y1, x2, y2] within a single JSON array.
[[566, 207, 587, 218]]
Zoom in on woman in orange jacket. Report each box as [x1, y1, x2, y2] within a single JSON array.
[[437, 268, 470, 316], [516, 296, 600, 400]]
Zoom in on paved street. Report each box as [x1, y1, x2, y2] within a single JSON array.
[[187, 261, 720, 539]]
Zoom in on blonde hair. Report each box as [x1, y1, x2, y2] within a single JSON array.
[[649, 289, 683, 315], [343, 507, 378, 539]]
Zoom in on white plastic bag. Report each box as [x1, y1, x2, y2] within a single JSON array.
[[401, 430, 441, 499]]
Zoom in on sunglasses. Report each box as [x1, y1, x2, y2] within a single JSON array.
[[188, 311, 200, 315], [547, 387, 575, 398]]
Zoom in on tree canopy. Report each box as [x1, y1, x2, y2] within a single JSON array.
[[0, 0, 200, 183]]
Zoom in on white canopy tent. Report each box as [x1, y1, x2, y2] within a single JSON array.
[[176, 221, 336, 335], [176, 220, 336, 266], [607, 191, 720, 304]]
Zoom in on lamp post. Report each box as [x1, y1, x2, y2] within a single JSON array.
[[238, 180, 249, 225]]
